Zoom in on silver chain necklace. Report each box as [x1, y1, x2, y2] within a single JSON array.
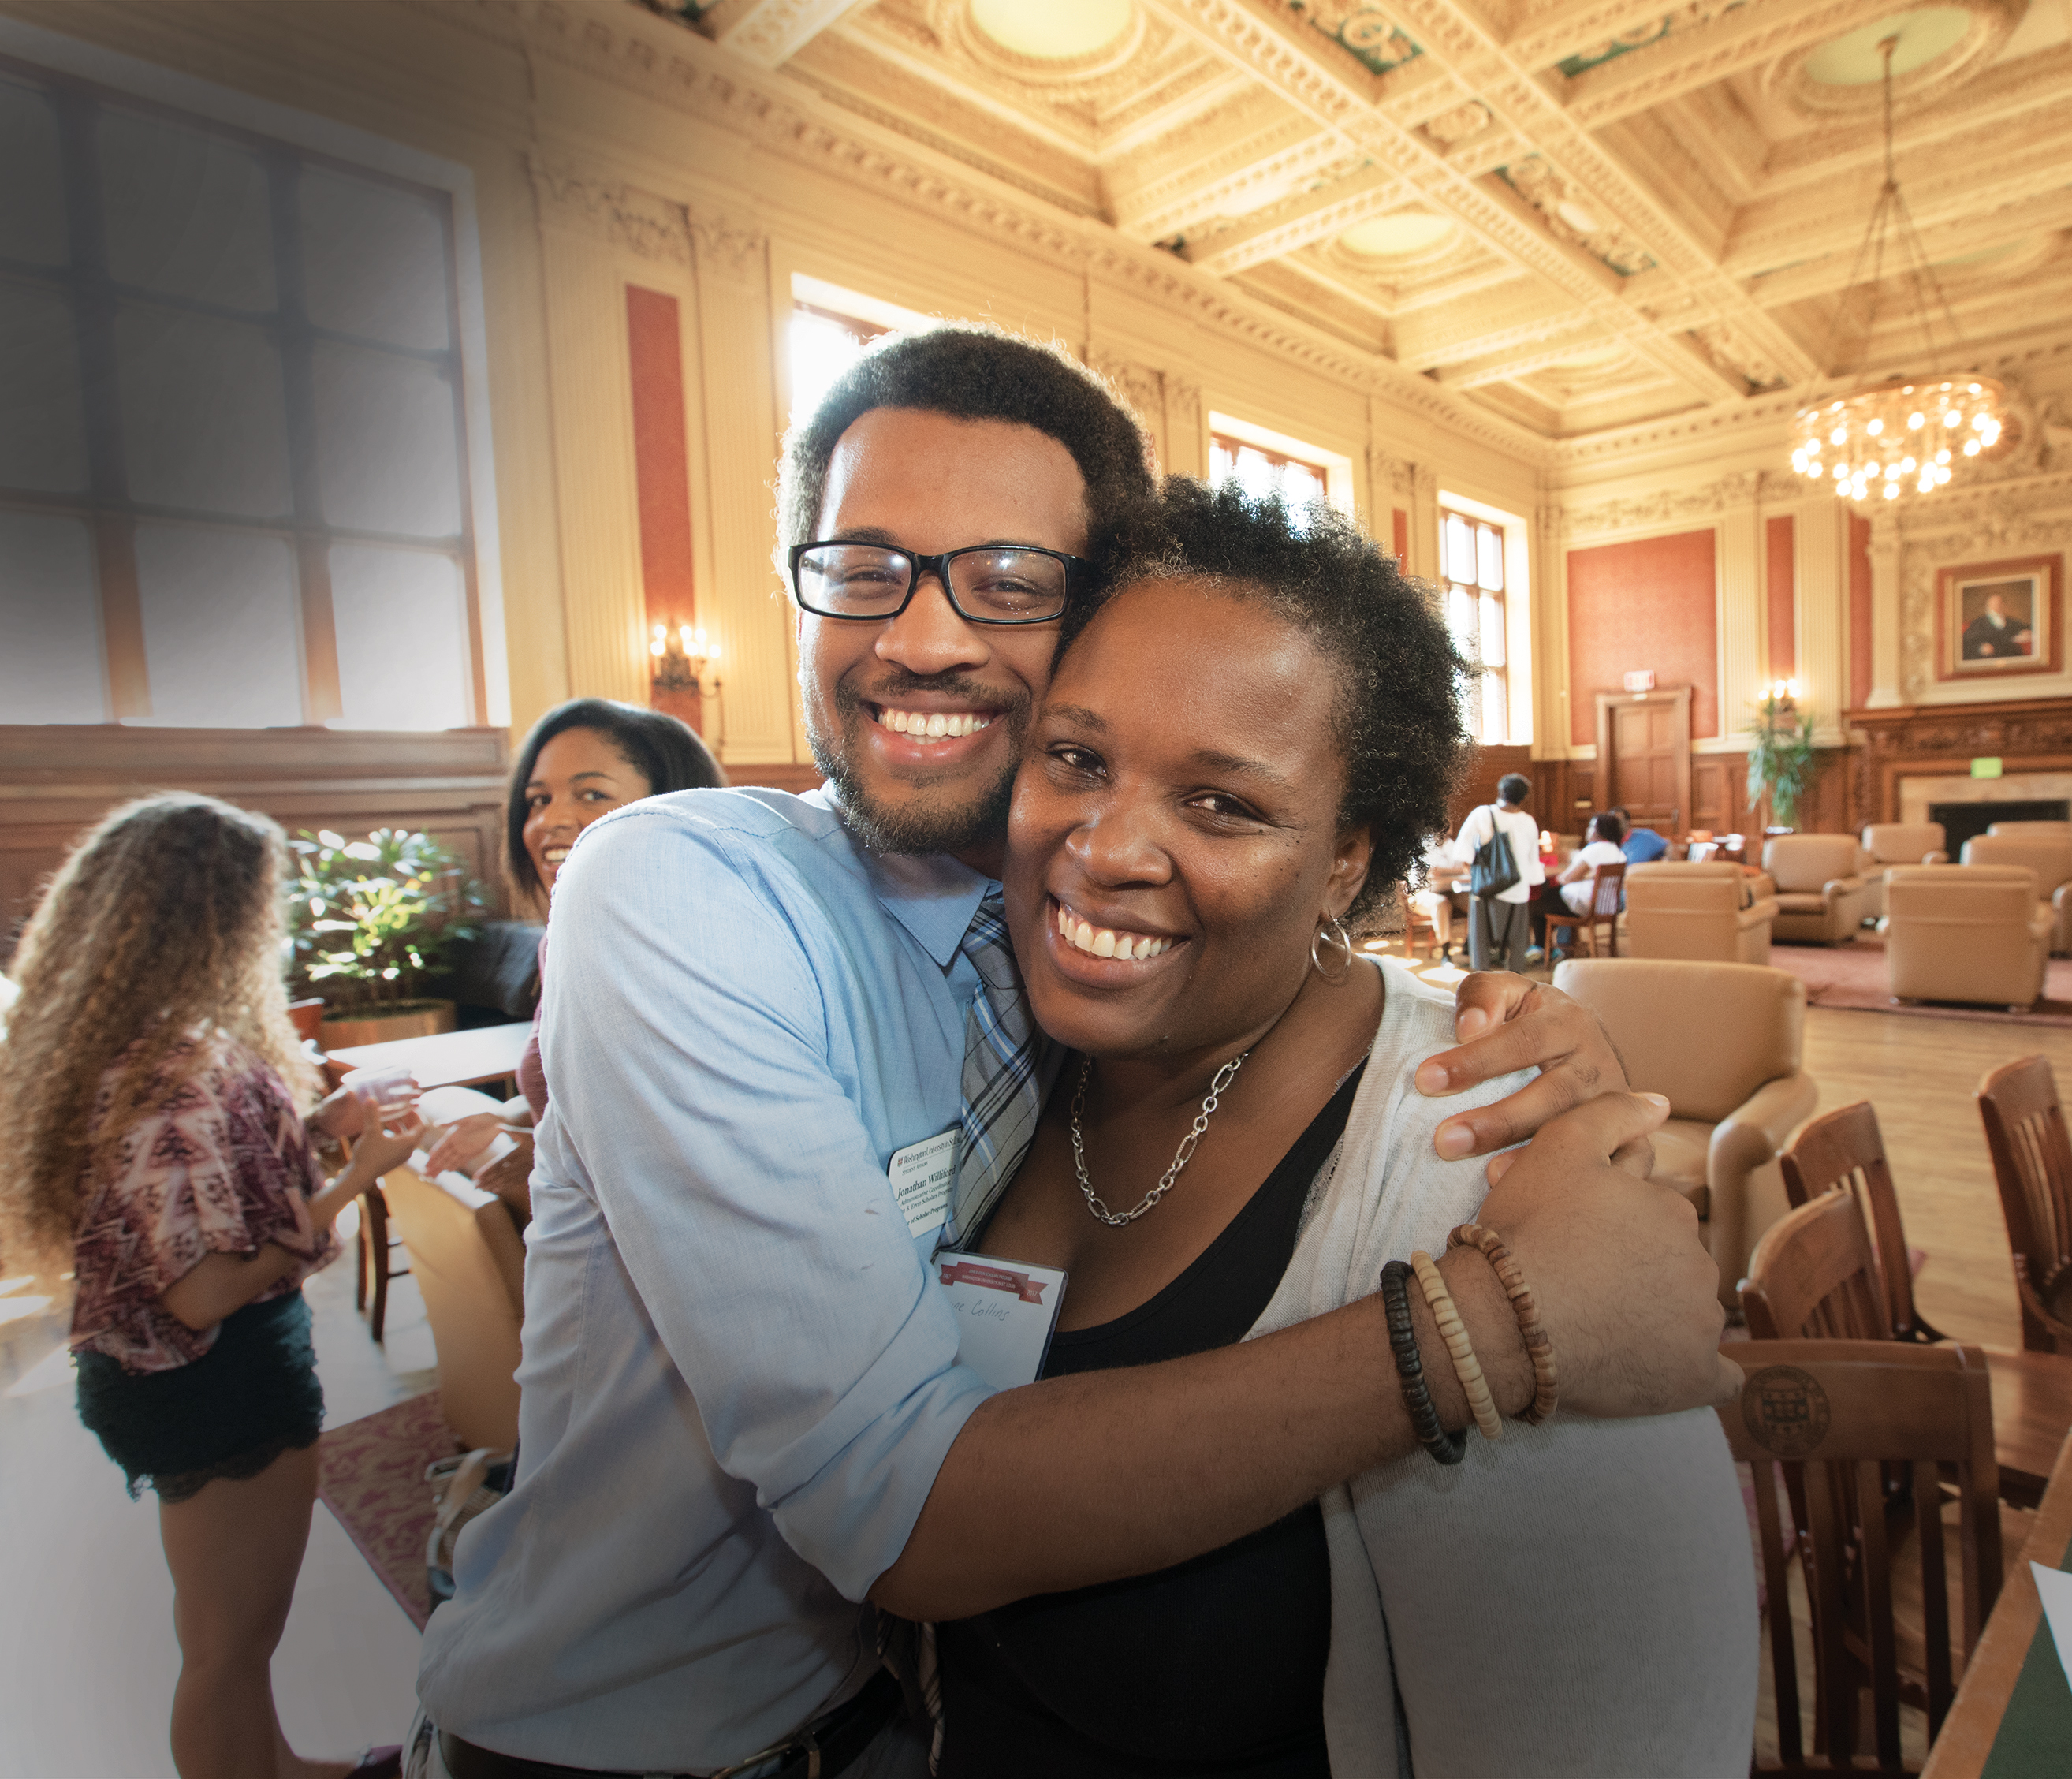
[[1069, 1050, 1249, 1226]]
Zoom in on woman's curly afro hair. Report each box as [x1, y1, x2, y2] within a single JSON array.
[[1060, 476, 1469, 922]]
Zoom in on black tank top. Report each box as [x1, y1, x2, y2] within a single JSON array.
[[934, 1061, 1367, 1779]]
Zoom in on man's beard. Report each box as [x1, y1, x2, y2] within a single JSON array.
[[809, 670, 1028, 857]]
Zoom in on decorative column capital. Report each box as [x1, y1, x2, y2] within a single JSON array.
[[690, 209, 768, 287], [528, 151, 692, 266]]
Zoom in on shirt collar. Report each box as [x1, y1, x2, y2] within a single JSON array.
[[866, 848, 995, 968], [808, 783, 996, 968]]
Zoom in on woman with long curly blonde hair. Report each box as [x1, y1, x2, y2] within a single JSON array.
[[0, 793, 423, 1779]]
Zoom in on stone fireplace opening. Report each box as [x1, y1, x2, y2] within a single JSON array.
[[1929, 797, 2071, 856]]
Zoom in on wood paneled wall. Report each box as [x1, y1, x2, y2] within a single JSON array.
[[1, 725, 512, 960]]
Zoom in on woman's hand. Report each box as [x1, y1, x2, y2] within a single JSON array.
[[1419, 976, 1644, 1170], [1474, 1091, 1740, 1417], [346, 1113, 427, 1190], [423, 1112, 506, 1177], [308, 1084, 367, 1140]]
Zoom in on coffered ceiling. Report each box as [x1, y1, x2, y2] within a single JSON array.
[[665, 0, 2072, 442]]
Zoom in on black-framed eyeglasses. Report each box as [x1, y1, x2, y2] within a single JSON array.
[[789, 540, 1092, 625]]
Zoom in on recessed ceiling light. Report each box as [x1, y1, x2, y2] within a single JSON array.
[[1338, 212, 1458, 258], [1803, 6, 1971, 86], [971, 0, 1134, 59]]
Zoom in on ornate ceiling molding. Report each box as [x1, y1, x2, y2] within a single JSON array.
[[1561, 468, 1762, 537], [697, 0, 870, 69]]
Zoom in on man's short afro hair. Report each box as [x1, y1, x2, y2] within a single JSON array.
[[776, 323, 1157, 578], [1060, 477, 1469, 921]]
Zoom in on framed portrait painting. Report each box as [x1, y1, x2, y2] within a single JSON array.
[[1936, 554, 2063, 684]]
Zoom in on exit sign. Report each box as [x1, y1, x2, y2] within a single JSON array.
[[1623, 670, 1656, 692]]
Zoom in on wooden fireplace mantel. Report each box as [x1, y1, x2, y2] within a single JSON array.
[[1847, 698, 2072, 826]]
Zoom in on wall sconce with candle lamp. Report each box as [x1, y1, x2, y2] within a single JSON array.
[[650, 622, 725, 751]]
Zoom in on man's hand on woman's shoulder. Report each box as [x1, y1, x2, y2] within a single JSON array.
[[1419, 973, 1648, 1175]]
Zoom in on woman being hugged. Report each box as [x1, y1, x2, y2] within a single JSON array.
[[0, 793, 423, 1779], [930, 481, 1752, 1776]]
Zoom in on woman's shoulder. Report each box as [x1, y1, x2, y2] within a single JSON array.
[[1346, 960, 1535, 1180]]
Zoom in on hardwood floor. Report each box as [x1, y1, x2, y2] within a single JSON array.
[[1796, 1004, 2072, 1352]]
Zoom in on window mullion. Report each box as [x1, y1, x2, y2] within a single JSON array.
[[54, 89, 147, 721], [267, 153, 341, 725]]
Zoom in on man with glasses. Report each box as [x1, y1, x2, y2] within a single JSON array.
[[414, 326, 1733, 1778]]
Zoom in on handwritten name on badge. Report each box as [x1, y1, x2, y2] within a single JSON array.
[[889, 1129, 958, 1237], [934, 1250, 1068, 1390]]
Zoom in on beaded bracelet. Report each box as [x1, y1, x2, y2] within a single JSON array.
[[1377, 1260, 1465, 1467], [1448, 1222, 1559, 1425], [1410, 1250, 1504, 1441]]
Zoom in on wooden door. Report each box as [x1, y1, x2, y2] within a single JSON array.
[[1594, 686, 1691, 834]]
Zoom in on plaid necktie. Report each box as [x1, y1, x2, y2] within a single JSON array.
[[946, 889, 1046, 1251]]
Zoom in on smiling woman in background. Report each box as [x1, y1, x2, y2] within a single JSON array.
[[421, 698, 724, 1180]]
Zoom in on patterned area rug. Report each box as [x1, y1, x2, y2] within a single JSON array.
[[1767, 935, 2072, 1027], [317, 1391, 460, 1629]]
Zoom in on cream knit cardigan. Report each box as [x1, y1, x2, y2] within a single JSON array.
[[1248, 958, 1757, 1777]]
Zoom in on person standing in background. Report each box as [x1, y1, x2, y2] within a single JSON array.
[[1455, 772, 1543, 972], [0, 793, 425, 1779]]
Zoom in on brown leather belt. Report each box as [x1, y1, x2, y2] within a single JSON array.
[[439, 1670, 903, 1779]]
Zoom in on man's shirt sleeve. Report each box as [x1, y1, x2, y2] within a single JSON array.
[[538, 803, 992, 1601]]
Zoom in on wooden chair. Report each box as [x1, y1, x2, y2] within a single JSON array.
[[1722, 1339, 2004, 1775], [324, 1056, 412, 1343], [1761, 1113, 2072, 1506], [1544, 858, 1624, 959], [1975, 1055, 2072, 1355]]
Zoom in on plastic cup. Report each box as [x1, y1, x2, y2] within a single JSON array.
[[341, 1064, 418, 1117]]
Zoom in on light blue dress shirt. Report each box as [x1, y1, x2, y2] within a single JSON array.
[[416, 787, 997, 1770]]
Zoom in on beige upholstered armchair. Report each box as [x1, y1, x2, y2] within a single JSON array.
[[1761, 834, 1870, 944], [1990, 820, 2072, 837], [1552, 959, 1818, 1307], [1963, 831, 2072, 954], [1884, 864, 2053, 1013], [1624, 861, 1778, 964], [1858, 822, 1948, 921]]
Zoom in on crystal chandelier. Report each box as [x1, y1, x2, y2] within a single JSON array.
[[1787, 34, 2007, 502]]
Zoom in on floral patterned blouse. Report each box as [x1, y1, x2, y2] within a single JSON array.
[[69, 1030, 337, 1374]]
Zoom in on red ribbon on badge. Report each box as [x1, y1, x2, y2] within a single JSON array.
[[938, 1259, 1050, 1304]]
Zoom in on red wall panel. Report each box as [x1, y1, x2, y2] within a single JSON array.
[[1565, 529, 1718, 746], [1392, 507, 1410, 566], [1766, 514, 1795, 681], [626, 285, 700, 729]]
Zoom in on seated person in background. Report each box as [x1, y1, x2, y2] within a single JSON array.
[[1609, 804, 1668, 863], [1532, 811, 1627, 958], [419, 698, 722, 1203]]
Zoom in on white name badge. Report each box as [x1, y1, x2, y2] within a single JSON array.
[[935, 1250, 1068, 1390], [889, 1129, 959, 1237]]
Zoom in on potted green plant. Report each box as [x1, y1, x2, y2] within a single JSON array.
[[1745, 688, 1818, 834], [285, 827, 489, 1050]]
